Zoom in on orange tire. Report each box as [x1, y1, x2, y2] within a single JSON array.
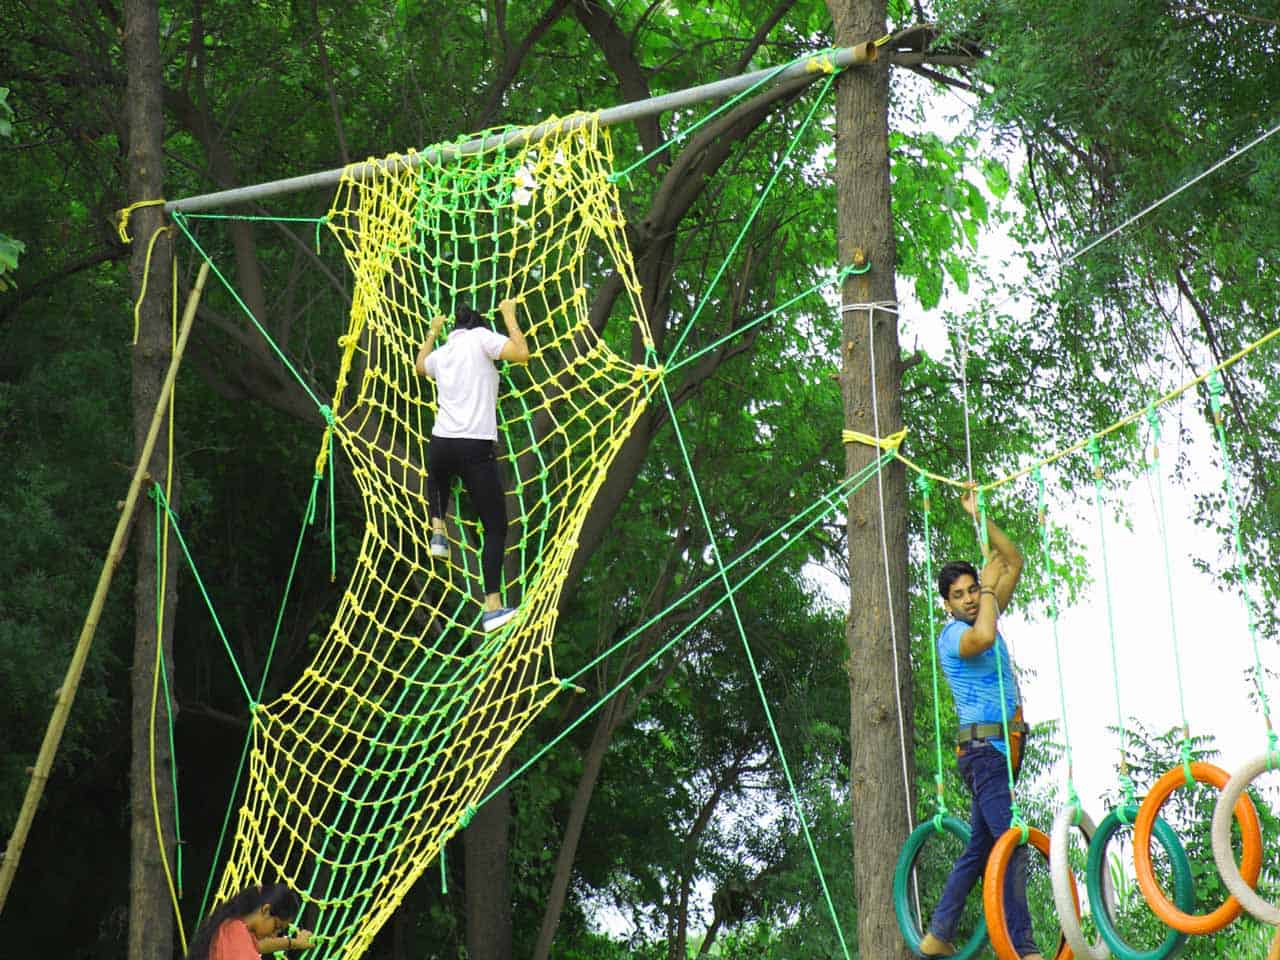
[[983, 825, 1077, 960], [1133, 760, 1263, 935]]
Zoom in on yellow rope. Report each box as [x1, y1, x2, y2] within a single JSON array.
[[131, 224, 175, 344], [149, 252, 187, 952], [116, 198, 167, 244], [841, 427, 908, 450], [806, 54, 838, 74], [889, 315, 1280, 492]]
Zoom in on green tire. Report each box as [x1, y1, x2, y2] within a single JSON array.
[[1085, 804, 1193, 960], [894, 816, 988, 960]]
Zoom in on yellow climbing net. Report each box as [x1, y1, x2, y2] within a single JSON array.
[[212, 115, 661, 959]]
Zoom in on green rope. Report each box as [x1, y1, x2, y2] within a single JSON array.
[[171, 212, 328, 414], [1144, 408, 1194, 785], [564, 454, 891, 686], [665, 262, 869, 375], [175, 213, 328, 223], [1087, 438, 1135, 807], [480, 452, 895, 808], [1035, 467, 1081, 822], [153, 491, 185, 897], [1207, 373, 1277, 760], [656, 377, 852, 958], [195, 474, 324, 924], [152, 483, 255, 706], [988, 600, 1025, 840], [608, 49, 840, 183], [663, 72, 838, 367], [916, 475, 949, 824]]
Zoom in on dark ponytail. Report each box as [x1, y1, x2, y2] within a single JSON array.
[[185, 883, 300, 960]]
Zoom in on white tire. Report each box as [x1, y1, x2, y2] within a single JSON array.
[[1050, 801, 1113, 960]]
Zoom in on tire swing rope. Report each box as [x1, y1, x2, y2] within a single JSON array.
[[976, 486, 1071, 960], [1131, 404, 1263, 936], [1036, 467, 1113, 960], [1204, 370, 1280, 926], [1081, 435, 1188, 960], [892, 476, 988, 960]]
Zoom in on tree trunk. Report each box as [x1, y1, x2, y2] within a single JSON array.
[[465, 759, 513, 960], [827, 2, 914, 958], [531, 696, 624, 960], [123, 2, 180, 959]]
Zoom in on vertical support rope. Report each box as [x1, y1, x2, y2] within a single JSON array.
[[658, 378, 853, 960], [1035, 467, 1080, 816], [918, 475, 948, 822], [863, 302, 916, 838], [1088, 438, 1136, 811], [1207, 373, 1278, 761], [1144, 407, 1194, 784]]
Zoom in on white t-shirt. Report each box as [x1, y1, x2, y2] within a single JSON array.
[[421, 327, 511, 439]]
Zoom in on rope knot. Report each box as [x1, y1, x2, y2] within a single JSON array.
[[116, 199, 167, 244], [841, 427, 907, 451]]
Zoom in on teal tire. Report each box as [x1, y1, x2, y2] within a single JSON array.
[[894, 816, 988, 960], [1085, 804, 1193, 960]]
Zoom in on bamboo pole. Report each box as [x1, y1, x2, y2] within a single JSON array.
[[0, 260, 211, 913]]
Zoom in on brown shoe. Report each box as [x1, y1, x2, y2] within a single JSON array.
[[918, 932, 957, 958]]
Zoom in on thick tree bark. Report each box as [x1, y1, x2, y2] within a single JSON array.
[[827, 2, 914, 958], [465, 759, 513, 960], [123, 2, 180, 960]]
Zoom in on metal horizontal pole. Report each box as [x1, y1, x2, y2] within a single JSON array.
[[165, 43, 876, 214]]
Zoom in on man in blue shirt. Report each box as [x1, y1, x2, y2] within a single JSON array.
[[919, 491, 1039, 959]]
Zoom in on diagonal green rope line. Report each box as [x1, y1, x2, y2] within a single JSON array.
[[656, 377, 853, 959], [608, 48, 840, 184], [173, 472, 327, 924], [152, 483, 255, 707], [477, 451, 895, 812], [663, 71, 838, 368], [665, 261, 870, 375], [171, 212, 328, 414], [153, 491, 185, 897]]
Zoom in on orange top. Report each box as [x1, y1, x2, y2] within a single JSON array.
[[211, 919, 260, 960]]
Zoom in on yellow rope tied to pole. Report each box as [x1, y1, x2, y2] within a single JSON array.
[[806, 54, 838, 74], [841, 427, 908, 450], [129, 223, 175, 344], [116, 198, 167, 243]]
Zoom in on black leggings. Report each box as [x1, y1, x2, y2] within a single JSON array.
[[426, 436, 509, 595]]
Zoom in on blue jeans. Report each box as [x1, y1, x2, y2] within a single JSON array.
[[928, 743, 1034, 955]]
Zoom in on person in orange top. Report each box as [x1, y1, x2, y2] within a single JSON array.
[[186, 882, 314, 959]]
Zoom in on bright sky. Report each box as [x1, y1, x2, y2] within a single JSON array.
[[897, 75, 1280, 816]]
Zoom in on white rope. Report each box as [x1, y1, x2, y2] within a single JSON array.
[[987, 117, 1280, 318], [846, 296, 922, 923], [840, 299, 899, 314], [858, 301, 916, 836]]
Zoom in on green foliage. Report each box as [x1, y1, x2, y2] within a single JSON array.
[[0, 87, 23, 290]]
